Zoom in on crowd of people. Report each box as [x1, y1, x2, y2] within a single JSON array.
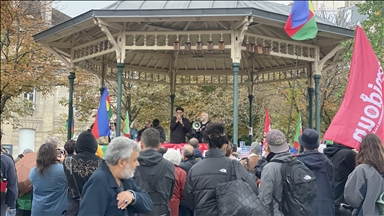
[[1, 120, 384, 216]]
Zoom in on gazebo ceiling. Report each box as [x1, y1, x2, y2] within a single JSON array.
[[34, 0, 355, 86]]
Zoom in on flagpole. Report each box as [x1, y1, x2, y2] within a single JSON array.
[[286, 43, 300, 140]]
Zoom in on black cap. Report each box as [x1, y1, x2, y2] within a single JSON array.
[[299, 128, 319, 150]]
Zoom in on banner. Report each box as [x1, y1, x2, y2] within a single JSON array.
[[323, 25, 384, 150], [263, 107, 271, 145], [161, 143, 209, 156]]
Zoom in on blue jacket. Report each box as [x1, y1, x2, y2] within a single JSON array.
[[193, 148, 204, 160], [79, 160, 153, 216], [29, 163, 68, 216], [297, 151, 335, 216]]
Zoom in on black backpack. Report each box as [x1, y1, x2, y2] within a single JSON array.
[[271, 158, 317, 216]]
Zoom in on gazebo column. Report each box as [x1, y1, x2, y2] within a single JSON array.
[[96, 19, 126, 137], [67, 71, 76, 140], [116, 63, 125, 137], [231, 16, 252, 146], [308, 87, 314, 128], [170, 70, 176, 139], [307, 64, 314, 129], [314, 74, 321, 135], [99, 59, 106, 96], [232, 62, 240, 145], [248, 93, 254, 144]]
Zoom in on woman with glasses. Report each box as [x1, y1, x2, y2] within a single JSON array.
[[29, 143, 68, 216]]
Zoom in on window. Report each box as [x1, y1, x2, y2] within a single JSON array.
[[23, 89, 36, 110]]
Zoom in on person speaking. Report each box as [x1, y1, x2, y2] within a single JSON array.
[[192, 112, 210, 143], [170, 107, 191, 144]]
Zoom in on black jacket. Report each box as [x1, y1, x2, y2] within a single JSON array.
[[133, 149, 175, 216], [192, 121, 210, 143], [154, 125, 166, 143], [179, 158, 199, 174], [184, 149, 258, 216], [179, 158, 199, 207], [170, 117, 191, 143], [323, 143, 356, 206], [193, 148, 204, 160], [297, 151, 335, 216], [64, 131, 102, 199], [78, 160, 153, 216]]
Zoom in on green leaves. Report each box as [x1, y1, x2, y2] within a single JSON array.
[[344, 1, 384, 61]]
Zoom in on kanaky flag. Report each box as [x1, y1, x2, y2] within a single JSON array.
[[323, 25, 384, 150], [293, 113, 302, 150], [92, 88, 111, 138], [284, 0, 318, 40], [263, 107, 271, 146]]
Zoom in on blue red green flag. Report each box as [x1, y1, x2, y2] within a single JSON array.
[[91, 88, 111, 138], [284, 0, 318, 40]]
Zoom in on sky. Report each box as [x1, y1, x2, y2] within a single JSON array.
[[55, 1, 290, 18]]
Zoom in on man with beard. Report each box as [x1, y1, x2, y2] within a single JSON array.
[[137, 120, 151, 141], [78, 137, 153, 216], [192, 112, 210, 143], [134, 128, 175, 216]]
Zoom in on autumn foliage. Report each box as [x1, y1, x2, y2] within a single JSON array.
[[1, 1, 65, 125]]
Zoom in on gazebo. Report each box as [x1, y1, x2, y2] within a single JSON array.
[[33, 0, 354, 144]]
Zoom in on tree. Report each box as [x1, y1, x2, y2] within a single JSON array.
[[1, 1, 65, 127], [343, 1, 384, 60]]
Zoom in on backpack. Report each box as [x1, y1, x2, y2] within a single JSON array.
[[135, 159, 171, 216], [271, 158, 317, 216]]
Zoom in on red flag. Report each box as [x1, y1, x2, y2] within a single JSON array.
[[263, 107, 271, 145], [323, 25, 384, 150]]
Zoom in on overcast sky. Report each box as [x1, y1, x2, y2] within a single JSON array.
[[55, 1, 290, 18]]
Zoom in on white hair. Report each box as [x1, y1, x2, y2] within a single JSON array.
[[105, 137, 141, 165], [46, 136, 60, 146], [163, 149, 181, 166], [130, 121, 137, 129]]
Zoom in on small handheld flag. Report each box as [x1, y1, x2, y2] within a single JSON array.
[[123, 111, 130, 135], [284, 0, 318, 40]]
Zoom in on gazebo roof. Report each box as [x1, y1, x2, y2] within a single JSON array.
[[35, 0, 353, 41], [34, 0, 355, 86]]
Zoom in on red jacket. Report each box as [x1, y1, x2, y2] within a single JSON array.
[[169, 165, 186, 216]]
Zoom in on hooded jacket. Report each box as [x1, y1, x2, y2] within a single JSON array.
[[323, 143, 356, 206], [258, 152, 293, 216], [133, 149, 175, 216], [344, 164, 384, 216], [297, 150, 334, 216], [64, 131, 102, 199]]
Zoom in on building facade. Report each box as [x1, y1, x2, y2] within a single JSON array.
[[1, 2, 78, 156]]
